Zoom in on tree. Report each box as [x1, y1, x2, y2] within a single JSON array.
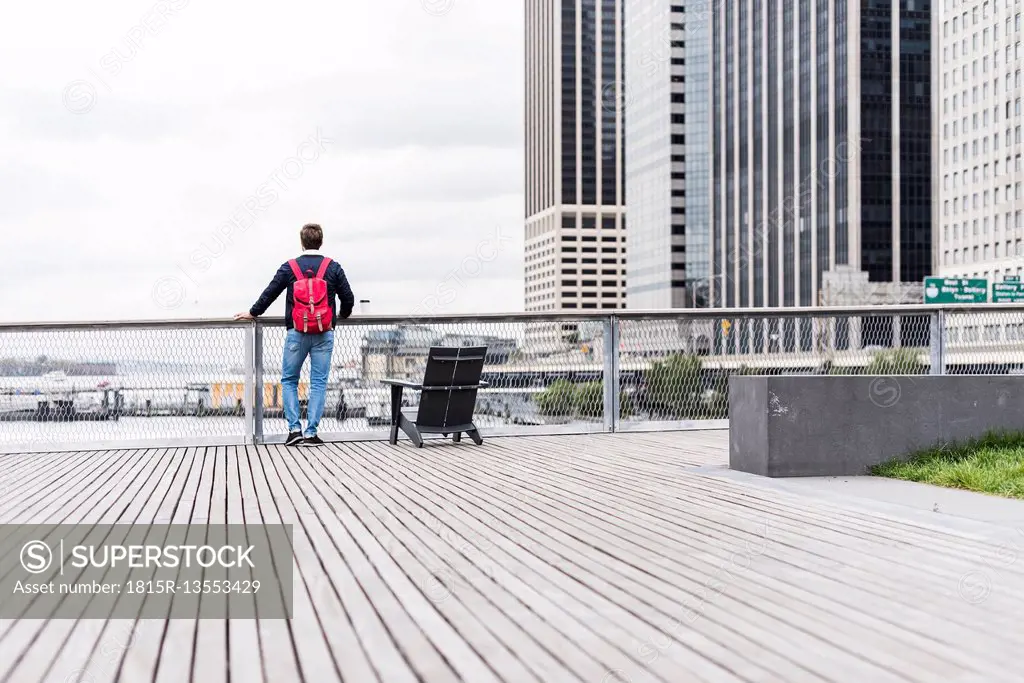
[[572, 381, 604, 418], [535, 379, 633, 418], [535, 379, 577, 416], [643, 353, 707, 419], [866, 348, 926, 375]]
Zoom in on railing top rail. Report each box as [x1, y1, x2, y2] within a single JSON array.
[[2, 303, 1024, 331]]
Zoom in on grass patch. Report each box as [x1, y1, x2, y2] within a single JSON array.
[[871, 431, 1024, 499]]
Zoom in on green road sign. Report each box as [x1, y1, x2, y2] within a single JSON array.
[[993, 280, 1024, 303], [923, 277, 989, 304], [1004, 275, 1020, 282]]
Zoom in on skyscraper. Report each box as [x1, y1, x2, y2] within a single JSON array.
[[624, 0, 711, 310], [934, 0, 1024, 284], [710, 0, 933, 351], [525, 0, 627, 348]]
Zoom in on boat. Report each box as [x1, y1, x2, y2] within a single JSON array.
[[0, 371, 123, 422], [363, 387, 396, 426], [41, 370, 70, 391]]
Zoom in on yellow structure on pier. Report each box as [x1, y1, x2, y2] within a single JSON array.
[[209, 382, 309, 410]]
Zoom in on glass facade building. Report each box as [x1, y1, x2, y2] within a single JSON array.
[[623, 0, 710, 309], [710, 0, 934, 347], [525, 0, 627, 337]]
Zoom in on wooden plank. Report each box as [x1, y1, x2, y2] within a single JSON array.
[[264, 445, 464, 683], [507, 436, 1024, 679], [191, 446, 230, 683], [495, 432, 1024, 618], [116, 447, 205, 683], [552, 438, 1024, 618], [567, 434, 1019, 567], [0, 450, 84, 518], [152, 447, 216, 683], [308, 443, 607, 682], [497, 438, 1024, 655], [243, 446, 305, 683], [356, 436, 1018, 682], [513, 435, 1024, 639], [294, 444, 552, 683], [0, 449, 114, 681], [347, 441, 796, 681], [264, 446, 385, 679], [101, 447, 192, 683], [0, 430, 1022, 683], [225, 445, 267, 683], [259, 442, 415, 683], [0, 449, 116, 523], [354, 441, 817, 683], [0, 449, 147, 680], [256, 446, 352, 683], [290, 443, 556, 682], [12, 448, 178, 683]]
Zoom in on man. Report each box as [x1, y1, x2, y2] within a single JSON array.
[[235, 224, 354, 446]]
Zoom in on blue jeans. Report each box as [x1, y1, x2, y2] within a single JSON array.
[[281, 329, 334, 437]]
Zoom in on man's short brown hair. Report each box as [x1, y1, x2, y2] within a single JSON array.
[[300, 223, 323, 250]]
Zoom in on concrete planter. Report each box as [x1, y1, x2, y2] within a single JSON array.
[[728, 375, 1024, 477]]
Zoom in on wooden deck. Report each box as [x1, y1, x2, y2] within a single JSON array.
[[1, 430, 1023, 682]]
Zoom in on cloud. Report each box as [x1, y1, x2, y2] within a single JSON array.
[[0, 0, 525, 324], [312, 69, 520, 154], [0, 86, 190, 144], [0, 161, 102, 220]]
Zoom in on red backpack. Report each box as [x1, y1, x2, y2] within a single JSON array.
[[288, 257, 334, 333]]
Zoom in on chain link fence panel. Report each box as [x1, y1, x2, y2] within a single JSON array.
[[259, 318, 608, 440], [2, 308, 1023, 450], [619, 309, 1024, 425], [944, 309, 1024, 373], [0, 325, 246, 451]]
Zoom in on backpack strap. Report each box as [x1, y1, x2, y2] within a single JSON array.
[[315, 257, 332, 279], [287, 259, 304, 280]]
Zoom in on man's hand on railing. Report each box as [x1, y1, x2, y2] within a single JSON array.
[[233, 312, 255, 321]]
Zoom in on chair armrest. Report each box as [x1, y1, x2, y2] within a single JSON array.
[[381, 379, 423, 389], [420, 382, 489, 391]]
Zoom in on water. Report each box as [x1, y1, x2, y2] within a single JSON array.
[[0, 371, 599, 448], [0, 413, 520, 448]]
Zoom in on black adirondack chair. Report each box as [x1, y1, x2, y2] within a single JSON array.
[[381, 346, 489, 447]]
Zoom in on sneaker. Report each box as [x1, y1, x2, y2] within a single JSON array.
[[284, 432, 304, 447], [302, 435, 325, 446]]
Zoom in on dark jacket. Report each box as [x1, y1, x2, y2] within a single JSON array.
[[249, 252, 355, 330]]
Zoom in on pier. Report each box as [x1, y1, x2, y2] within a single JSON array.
[[1, 432, 1023, 682], [0, 307, 1022, 681]]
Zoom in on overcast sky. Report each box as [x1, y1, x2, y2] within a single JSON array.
[[0, 0, 524, 323]]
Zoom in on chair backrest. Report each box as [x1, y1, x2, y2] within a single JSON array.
[[416, 346, 486, 428]]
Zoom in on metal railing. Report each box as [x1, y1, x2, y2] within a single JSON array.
[[1, 304, 1023, 453]]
